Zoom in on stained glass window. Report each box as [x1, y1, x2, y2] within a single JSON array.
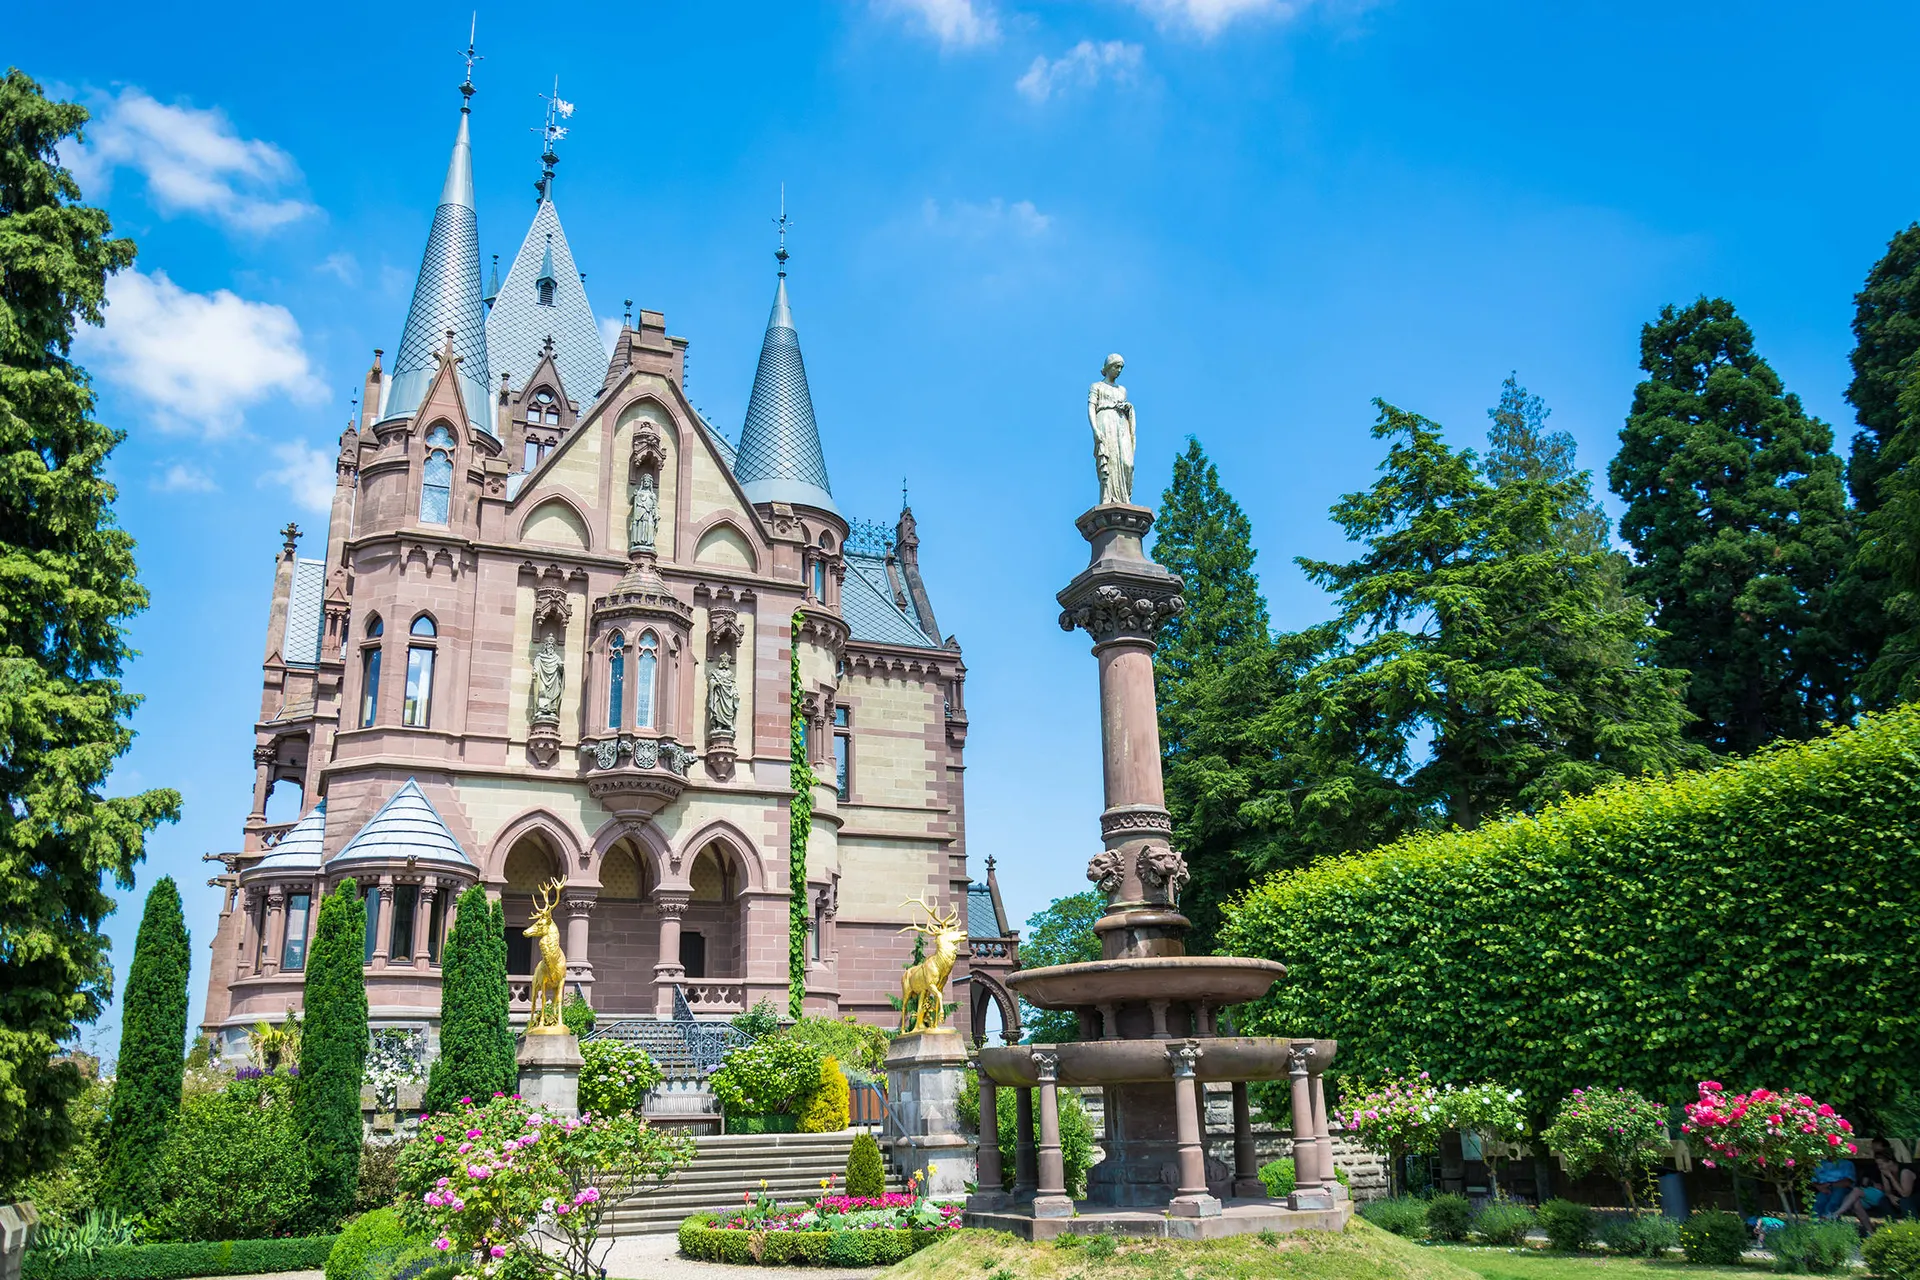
[[608, 632, 626, 729], [420, 425, 455, 524]]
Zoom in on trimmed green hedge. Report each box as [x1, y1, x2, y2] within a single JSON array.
[[677, 1213, 945, 1267], [23, 1235, 338, 1280], [1220, 705, 1920, 1120], [726, 1112, 800, 1135]]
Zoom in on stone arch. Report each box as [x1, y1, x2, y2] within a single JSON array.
[[671, 818, 766, 892], [485, 809, 587, 884], [519, 495, 593, 551], [969, 968, 1023, 1045], [588, 816, 673, 890], [692, 517, 759, 573]]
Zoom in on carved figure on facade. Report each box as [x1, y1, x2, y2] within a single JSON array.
[[523, 878, 568, 1034], [707, 606, 742, 650], [628, 471, 659, 552], [707, 652, 739, 736], [532, 633, 565, 722], [1137, 844, 1191, 904], [897, 897, 965, 1035], [630, 419, 664, 472], [1088, 353, 1136, 506]]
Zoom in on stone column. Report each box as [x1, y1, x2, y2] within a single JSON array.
[[968, 1069, 1007, 1211], [1013, 1088, 1038, 1199], [240, 889, 262, 976], [370, 879, 393, 969], [414, 884, 438, 970], [1167, 1040, 1220, 1217], [248, 744, 275, 819], [563, 891, 596, 1003], [1287, 1041, 1334, 1210], [652, 891, 689, 1016], [1310, 1056, 1342, 1199], [261, 889, 286, 976], [1232, 1081, 1264, 1198], [1031, 1051, 1073, 1218]]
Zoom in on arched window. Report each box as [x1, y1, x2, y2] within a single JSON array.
[[532, 390, 559, 426], [366, 615, 384, 637], [420, 425, 455, 524], [811, 558, 827, 601], [411, 615, 436, 637], [359, 614, 383, 727], [404, 617, 437, 727], [634, 630, 659, 730], [608, 632, 626, 729]]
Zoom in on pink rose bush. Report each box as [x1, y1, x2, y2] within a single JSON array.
[[1540, 1086, 1671, 1209], [1333, 1071, 1444, 1195], [1681, 1081, 1856, 1213]]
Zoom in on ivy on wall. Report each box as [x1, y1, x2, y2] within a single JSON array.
[[788, 611, 815, 1018]]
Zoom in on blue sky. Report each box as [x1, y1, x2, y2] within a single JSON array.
[[12, 0, 1920, 1054]]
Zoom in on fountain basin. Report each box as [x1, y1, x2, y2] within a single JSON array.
[[1005, 955, 1286, 1010], [978, 1036, 1336, 1088]]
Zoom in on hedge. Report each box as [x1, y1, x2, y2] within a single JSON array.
[[677, 1213, 944, 1267], [1219, 705, 1920, 1122], [23, 1235, 338, 1280]]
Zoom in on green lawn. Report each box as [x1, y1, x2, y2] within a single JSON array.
[[1442, 1245, 1767, 1280]]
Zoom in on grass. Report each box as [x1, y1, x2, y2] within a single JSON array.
[[1438, 1245, 1767, 1280], [876, 1219, 1492, 1280]]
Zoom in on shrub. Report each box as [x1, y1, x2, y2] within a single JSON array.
[[956, 1072, 1097, 1198], [782, 1016, 889, 1078], [846, 1132, 886, 1198], [141, 1073, 318, 1241], [18, 1069, 110, 1226], [561, 991, 596, 1038], [1863, 1219, 1920, 1280], [710, 1036, 825, 1117], [28, 1209, 139, 1260], [1537, 1199, 1593, 1251], [1680, 1210, 1750, 1265], [100, 877, 191, 1215], [362, 1029, 426, 1111], [325, 1209, 417, 1280], [1426, 1193, 1472, 1242], [797, 1056, 851, 1132], [1684, 1082, 1859, 1211], [731, 997, 782, 1040], [577, 1039, 663, 1116], [1358, 1196, 1428, 1238], [1472, 1201, 1537, 1246], [1257, 1158, 1295, 1198], [1541, 1087, 1671, 1210], [21, 1236, 337, 1280], [298, 880, 370, 1223], [1220, 706, 1920, 1119], [675, 1213, 944, 1267], [423, 885, 515, 1114], [1600, 1213, 1680, 1257], [1769, 1222, 1857, 1275], [1335, 1073, 1443, 1194], [354, 1142, 402, 1215]]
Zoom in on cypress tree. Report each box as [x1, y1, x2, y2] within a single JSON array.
[[1608, 298, 1854, 753], [424, 885, 515, 1112], [100, 876, 189, 1213], [295, 879, 368, 1224], [0, 69, 182, 1196]]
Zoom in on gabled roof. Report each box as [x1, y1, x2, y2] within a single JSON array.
[[842, 548, 940, 649], [282, 558, 326, 668], [332, 779, 472, 866], [485, 199, 604, 408], [386, 105, 493, 432], [250, 800, 327, 874], [733, 274, 837, 515], [967, 882, 1002, 940]]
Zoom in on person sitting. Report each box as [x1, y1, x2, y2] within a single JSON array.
[[1812, 1157, 1858, 1219], [1838, 1145, 1918, 1229]]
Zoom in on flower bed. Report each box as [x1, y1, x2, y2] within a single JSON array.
[[678, 1188, 960, 1267]]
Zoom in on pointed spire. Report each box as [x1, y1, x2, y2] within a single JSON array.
[[537, 234, 557, 293], [384, 37, 493, 432], [484, 254, 500, 308], [734, 198, 837, 515]]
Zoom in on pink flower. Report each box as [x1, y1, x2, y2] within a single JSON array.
[[466, 1128, 482, 1139], [458, 1143, 473, 1155], [490, 1245, 507, 1258], [461, 1096, 472, 1104], [574, 1187, 602, 1205], [1818, 1104, 1835, 1117], [434, 1238, 451, 1252], [469, 1164, 492, 1179], [435, 1135, 447, 1144], [1830, 1134, 1843, 1146]]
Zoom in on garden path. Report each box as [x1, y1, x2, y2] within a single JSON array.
[[599, 1231, 888, 1280]]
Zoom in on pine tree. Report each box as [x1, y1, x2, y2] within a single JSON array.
[[0, 69, 182, 1196], [1846, 225, 1920, 515], [1850, 366, 1920, 702], [100, 876, 189, 1213], [295, 879, 368, 1224], [424, 885, 516, 1112], [1485, 373, 1611, 555], [1609, 298, 1855, 752]]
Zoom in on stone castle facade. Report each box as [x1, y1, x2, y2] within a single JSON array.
[[199, 86, 974, 1056]]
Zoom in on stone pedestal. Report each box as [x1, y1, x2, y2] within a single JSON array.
[[884, 1030, 974, 1198], [518, 1031, 584, 1117], [0, 1203, 38, 1280]]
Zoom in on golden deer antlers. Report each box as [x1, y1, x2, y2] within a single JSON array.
[[897, 896, 961, 935], [530, 877, 564, 924]]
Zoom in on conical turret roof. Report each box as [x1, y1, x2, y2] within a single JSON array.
[[248, 800, 327, 874], [332, 779, 472, 867], [486, 200, 604, 408], [733, 274, 837, 515], [385, 106, 493, 432]]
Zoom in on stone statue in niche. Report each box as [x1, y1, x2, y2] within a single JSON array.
[[1087, 353, 1136, 506], [532, 632, 565, 720], [707, 652, 739, 736], [628, 471, 659, 552]]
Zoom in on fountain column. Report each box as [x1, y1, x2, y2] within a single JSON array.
[[1231, 1082, 1264, 1198], [1167, 1041, 1221, 1217], [1032, 1052, 1073, 1217], [968, 1073, 1007, 1211], [1013, 1088, 1038, 1200], [1310, 1059, 1343, 1200], [1287, 1041, 1334, 1210]]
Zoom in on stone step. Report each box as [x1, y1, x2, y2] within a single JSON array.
[[605, 1129, 908, 1235]]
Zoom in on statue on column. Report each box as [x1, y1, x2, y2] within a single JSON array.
[[707, 651, 739, 736], [1088, 353, 1136, 506], [532, 632, 565, 720], [629, 471, 659, 552]]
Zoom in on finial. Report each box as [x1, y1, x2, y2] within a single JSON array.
[[459, 14, 482, 108], [902, 476, 909, 510], [280, 522, 302, 555], [623, 298, 633, 327], [774, 183, 791, 276], [534, 76, 573, 202]]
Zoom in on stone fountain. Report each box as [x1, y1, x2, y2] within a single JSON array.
[[964, 356, 1350, 1240]]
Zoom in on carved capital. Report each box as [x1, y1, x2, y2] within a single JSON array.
[[563, 894, 596, 919], [1168, 1039, 1204, 1077], [1288, 1045, 1313, 1075], [253, 744, 278, 768], [1101, 806, 1173, 841], [654, 893, 691, 920], [533, 585, 572, 632], [1058, 581, 1186, 644], [1030, 1050, 1060, 1082]]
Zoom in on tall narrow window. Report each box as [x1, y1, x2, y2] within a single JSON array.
[[281, 892, 311, 971], [404, 647, 436, 727], [389, 884, 418, 961], [523, 439, 539, 471], [359, 615, 383, 728], [834, 733, 851, 802], [420, 425, 455, 524], [427, 892, 445, 963], [362, 887, 379, 966], [634, 631, 659, 729], [608, 632, 626, 729], [811, 559, 827, 600]]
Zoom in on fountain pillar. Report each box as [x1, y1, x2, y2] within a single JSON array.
[[969, 1072, 1007, 1211], [1310, 1060, 1344, 1200], [1168, 1041, 1221, 1217], [1013, 1088, 1038, 1199], [1231, 1082, 1264, 1198], [1287, 1041, 1334, 1210], [1032, 1052, 1074, 1218]]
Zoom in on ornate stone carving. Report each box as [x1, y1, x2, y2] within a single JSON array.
[[1086, 849, 1125, 895], [531, 633, 565, 722], [593, 738, 620, 769], [628, 471, 659, 552], [1168, 1039, 1204, 1076], [1030, 1049, 1060, 1081], [707, 606, 742, 650], [253, 743, 278, 768], [533, 585, 572, 630], [660, 741, 696, 776], [527, 720, 561, 768], [707, 652, 739, 737], [654, 894, 689, 920], [563, 894, 596, 920], [631, 738, 659, 770], [1100, 806, 1174, 840], [630, 420, 664, 472], [1058, 583, 1185, 644], [1088, 354, 1136, 506], [1137, 844, 1191, 903], [704, 741, 737, 783]]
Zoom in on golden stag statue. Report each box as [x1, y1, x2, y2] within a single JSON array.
[[896, 897, 966, 1035], [523, 878, 569, 1035]]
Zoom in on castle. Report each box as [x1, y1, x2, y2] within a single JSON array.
[[197, 75, 1007, 1057]]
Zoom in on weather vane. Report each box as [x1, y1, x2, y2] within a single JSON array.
[[534, 76, 575, 202], [459, 14, 482, 104], [775, 183, 792, 275]]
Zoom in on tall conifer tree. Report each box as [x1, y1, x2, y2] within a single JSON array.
[[1849, 368, 1920, 702], [0, 69, 182, 1195], [100, 876, 189, 1213], [1485, 374, 1612, 555], [1846, 225, 1920, 515], [295, 879, 368, 1223], [424, 885, 515, 1112], [1609, 298, 1854, 752]]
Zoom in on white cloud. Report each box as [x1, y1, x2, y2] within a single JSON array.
[[1017, 40, 1144, 102], [922, 197, 1052, 238], [316, 251, 359, 285], [68, 88, 316, 233], [874, 0, 999, 48], [1123, 0, 1375, 37], [80, 269, 324, 439], [151, 462, 218, 494], [262, 440, 335, 513]]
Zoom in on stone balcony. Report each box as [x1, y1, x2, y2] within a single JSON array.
[[577, 733, 698, 817]]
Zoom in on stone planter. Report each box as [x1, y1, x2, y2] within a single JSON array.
[[0, 1202, 39, 1280]]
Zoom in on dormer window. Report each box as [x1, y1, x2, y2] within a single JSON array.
[[537, 278, 555, 307], [420, 425, 455, 525]]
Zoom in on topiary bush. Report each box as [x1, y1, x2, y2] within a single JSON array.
[[1600, 1213, 1680, 1257], [141, 1073, 318, 1242], [845, 1131, 886, 1198], [1769, 1222, 1857, 1275], [1426, 1193, 1472, 1242], [1537, 1198, 1594, 1251], [796, 1056, 851, 1132], [577, 1039, 662, 1116], [1680, 1210, 1750, 1265], [325, 1209, 415, 1280], [1864, 1220, 1920, 1280], [423, 885, 515, 1114], [1358, 1196, 1428, 1238], [1221, 706, 1920, 1119], [1472, 1201, 1537, 1246]]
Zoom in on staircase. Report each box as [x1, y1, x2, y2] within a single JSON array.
[[606, 1131, 908, 1236]]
